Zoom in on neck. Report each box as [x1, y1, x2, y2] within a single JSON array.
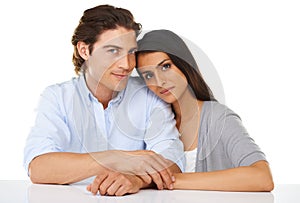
[[172, 88, 201, 125], [172, 88, 203, 151], [84, 73, 117, 109]]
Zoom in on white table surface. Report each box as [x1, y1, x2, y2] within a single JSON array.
[[0, 180, 299, 203]]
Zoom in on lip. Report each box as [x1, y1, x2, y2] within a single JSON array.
[[111, 73, 128, 80], [160, 87, 174, 95]]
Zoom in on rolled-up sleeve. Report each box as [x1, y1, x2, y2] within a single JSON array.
[[23, 86, 70, 175]]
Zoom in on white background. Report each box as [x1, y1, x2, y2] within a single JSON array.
[[0, 0, 299, 184]]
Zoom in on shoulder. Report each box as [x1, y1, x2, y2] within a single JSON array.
[[202, 101, 241, 121], [200, 101, 243, 136], [123, 76, 169, 109], [125, 76, 159, 99], [40, 77, 80, 103], [126, 76, 147, 90], [43, 77, 80, 94], [45, 77, 79, 91]]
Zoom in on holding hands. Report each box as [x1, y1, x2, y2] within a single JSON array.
[[88, 150, 177, 195]]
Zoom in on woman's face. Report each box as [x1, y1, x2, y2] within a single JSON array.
[[137, 52, 188, 104]]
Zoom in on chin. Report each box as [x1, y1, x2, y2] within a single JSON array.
[[113, 85, 126, 92], [161, 96, 176, 104], [113, 80, 128, 91]]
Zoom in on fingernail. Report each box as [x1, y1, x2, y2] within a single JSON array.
[[172, 176, 176, 182], [170, 183, 174, 190]]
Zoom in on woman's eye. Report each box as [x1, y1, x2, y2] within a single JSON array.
[[161, 63, 171, 71], [144, 72, 153, 80], [128, 48, 137, 55]]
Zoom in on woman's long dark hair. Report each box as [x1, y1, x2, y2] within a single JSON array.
[[136, 29, 216, 102], [136, 51, 216, 102], [168, 53, 216, 101]]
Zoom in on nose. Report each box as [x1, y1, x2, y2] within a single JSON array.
[[117, 53, 135, 71], [155, 73, 167, 87]]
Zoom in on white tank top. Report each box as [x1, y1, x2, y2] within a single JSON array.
[[184, 148, 197, 172]]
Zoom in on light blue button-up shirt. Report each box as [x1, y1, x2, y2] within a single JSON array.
[[24, 75, 185, 174]]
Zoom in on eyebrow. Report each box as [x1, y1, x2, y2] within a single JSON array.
[[139, 59, 171, 74], [157, 59, 170, 66], [103, 45, 122, 50], [129, 47, 138, 53], [102, 45, 138, 53], [140, 70, 152, 75]]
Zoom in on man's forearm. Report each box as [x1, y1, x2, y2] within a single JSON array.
[[29, 152, 104, 184], [28, 151, 181, 187]]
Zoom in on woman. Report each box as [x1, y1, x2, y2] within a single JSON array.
[[136, 29, 274, 192]]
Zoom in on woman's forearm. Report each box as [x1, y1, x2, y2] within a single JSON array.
[[173, 161, 274, 192]]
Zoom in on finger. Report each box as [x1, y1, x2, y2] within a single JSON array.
[[138, 174, 152, 185], [147, 168, 164, 190], [163, 182, 167, 189], [114, 185, 127, 196], [132, 154, 169, 189], [142, 156, 172, 189], [158, 168, 174, 189], [147, 168, 173, 190], [127, 151, 172, 188], [145, 153, 171, 175], [153, 154, 173, 175], [148, 154, 174, 189], [99, 173, 118, 195], [114, 175, 139, 196], [106, 179, 122, 196], [86, 184, 91, 192], [90, 174, 107, 195]]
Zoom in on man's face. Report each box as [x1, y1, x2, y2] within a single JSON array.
[[85, 27, 137, 93]]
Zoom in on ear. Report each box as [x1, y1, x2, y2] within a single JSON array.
[[77, 41, 90, 60]]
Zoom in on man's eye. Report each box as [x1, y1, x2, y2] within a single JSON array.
[[108, 49, 119, 54], [161, 63, 171, 71]]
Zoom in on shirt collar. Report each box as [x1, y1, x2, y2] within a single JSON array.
[[78, 74, 125, 106]]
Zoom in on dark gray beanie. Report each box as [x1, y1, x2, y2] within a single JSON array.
[[137, 29, 198, 70]]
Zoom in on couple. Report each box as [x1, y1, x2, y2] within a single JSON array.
[[23, 5, 273, 196]]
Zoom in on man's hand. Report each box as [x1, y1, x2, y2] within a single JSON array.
[[123, 150, 175, 190], [87, 170, 143, 196], [91, 150, 176, 190]]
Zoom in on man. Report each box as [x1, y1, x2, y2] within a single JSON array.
[[23, 5, 184, 196]]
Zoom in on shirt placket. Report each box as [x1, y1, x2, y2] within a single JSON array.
[[93, 101, 109, 151]]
